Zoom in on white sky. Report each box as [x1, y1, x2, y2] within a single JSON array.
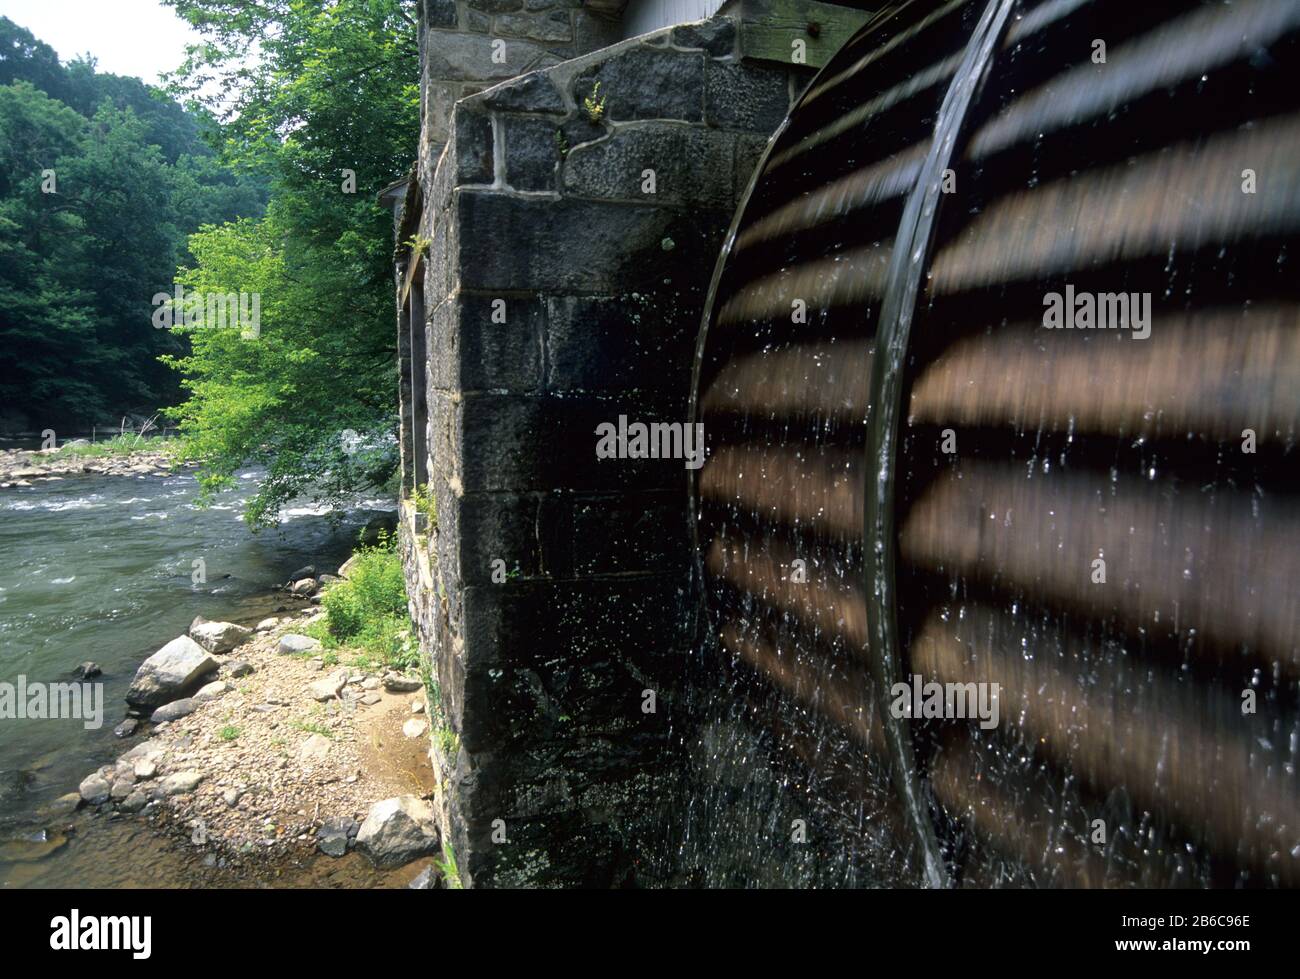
[[0, 0, 202, 86]]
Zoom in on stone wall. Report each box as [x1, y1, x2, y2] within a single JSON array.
[[401, 7, 812, 886]]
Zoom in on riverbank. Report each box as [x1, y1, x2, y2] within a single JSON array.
[[57, 559, 444, 887], [0, 438, 180, 487]]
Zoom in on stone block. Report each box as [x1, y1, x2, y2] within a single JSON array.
[[439, 294, 545, 392], [503, 115, 562, 192], [479, 70, 566, 114], [425, 0, 457, 29], [575, 45, 705, 122], [704, 61, 791, 133], [455, 191, 729, 294], [561, 123, 734, 207], [546, 294, 695, 393], [671, 17, 737, 57], [495, 10, 572, 42]]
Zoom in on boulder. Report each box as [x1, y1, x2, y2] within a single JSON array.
[[75, 662, 101, 679], [289, 578, 317, 597], [308, 671, 349, 702], [125, 636, 219, 709], [189, 620, 252, 654], [402, 719, 428, 739], [354, 796, 440, 868], [279, 634, 321, 655], [316, 817, 358, 857], [254, 617, 280, 633], [288, 565, 316, 582], [150, 698, 199, 723], [113, 718, 139, 739], [194, 680, 231, 703], [78, 774, 111, 805], [383, 672, 423, 693], [337, 554, 360, 579], [119, 789, 149, 814], [158, 771, 204, 797], [226, 660, 255, 678]]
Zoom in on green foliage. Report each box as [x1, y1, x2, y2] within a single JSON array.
[[0, 16, 266, 428], [157, 0, 419, 524], [436, 841, 463, 890], [410, 483, 438, 530], [219, 724, 241, 741], [583, 81, 606, 123], [314, 537, 416, 669], [51, 433, 172, 460]]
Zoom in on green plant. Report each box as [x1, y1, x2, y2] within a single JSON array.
[[315, 540, 418, 669], [404, 232, 432, 257], [294, 720, 334, 738], [219, 725, 241, 741], [554, 128, 569, 158], [583, 81, 606, 123], [436, 840, 462, 889], [434, 726, 459, 759], [410, 482, 438, 531]]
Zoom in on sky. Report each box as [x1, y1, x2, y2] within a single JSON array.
[[0, 0, 202, 86]]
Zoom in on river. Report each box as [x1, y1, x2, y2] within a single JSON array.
[[0, 450, 405, 887]]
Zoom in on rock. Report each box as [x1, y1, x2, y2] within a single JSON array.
[[361, 694, 382, 706], [194, 680, 231, 703], [412, 701, 425, 714], [317, 817, 358, 857], [46, 792, 83, 817], [226, 660, 254, 678], [337, 554, 360, 579], [289, 578, 317, 597], [361, 677, 380, 691], [383, 672, 423, 693], [189, 620, 252, 654], [126, 635, 219, 709], [354, 796, 440, 868], [408, 865, 440, 889], [299, 733, 332, 764], [307, 658, 324, 672], [119, 789, 149, 814], [75, 662, 102, 679], [78, 774, 111, 805], [158, 771, 204, 796], [110, 779, 135, 801], [150, 698, 199, 723], [190, 614, 209, 632], [288, 564, 316, 581], [279, 634, 321, 655], [222, 788, 243, 807], [402, 719, 428, 739], [254, 617, 280, 632], [133, 759, 157, 780], [113, 718, 139, 739], [308, 670, 349, 702]]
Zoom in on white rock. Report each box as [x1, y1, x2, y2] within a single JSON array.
[[126, 636, 219, 709], [189, 620, 252, 654], [402, 719, 428, 739], [159, 771, 204, 796], [194, 680, 232, 703], [279, 634, 321, 655]]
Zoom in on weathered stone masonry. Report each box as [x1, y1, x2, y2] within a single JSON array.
[[394, 0, 814, 886]]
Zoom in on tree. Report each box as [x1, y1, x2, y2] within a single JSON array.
[[160, 0, 418, 524]]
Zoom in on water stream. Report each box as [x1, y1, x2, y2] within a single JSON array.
[[0, 450, 396, 887]]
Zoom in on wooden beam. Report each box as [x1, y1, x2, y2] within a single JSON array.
[[739, 0, 875, 70]]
